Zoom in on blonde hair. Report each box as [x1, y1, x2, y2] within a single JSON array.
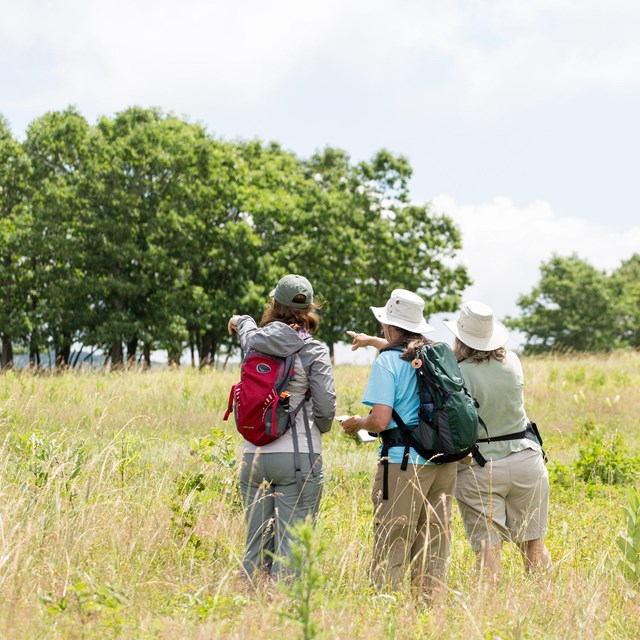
[[453, 338, 506, 363]]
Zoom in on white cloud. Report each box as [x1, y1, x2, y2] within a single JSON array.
[[4, 0, 640, 126], [1, 0, 350, 117], [433, 194, 640, 321]]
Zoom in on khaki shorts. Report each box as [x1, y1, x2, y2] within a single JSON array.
[[454, 449, 549, 552]]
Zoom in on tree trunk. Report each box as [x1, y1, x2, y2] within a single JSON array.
[[126, 337, 138, 370], [56, 335, 72, 369], [199, 331, 215, 368], [327, 341, 335, 364], [167, 343, 182, 368], [189, 337, 195, 368], [29, 338, 39, 369], [111, 292, 125, 369], [1, 335, 13, 370], [111, 341, 124, 369], [143, 343, 151, 370]]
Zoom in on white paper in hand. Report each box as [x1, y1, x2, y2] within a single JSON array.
[[357, 430, 377, 443]]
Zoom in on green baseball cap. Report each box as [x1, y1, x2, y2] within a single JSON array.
[[270, 274, 314, 308]]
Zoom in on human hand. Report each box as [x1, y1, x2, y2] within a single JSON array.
[[228, 315, 241, 335], [339, 415, 362, 436], [346, 330, 374, 351]]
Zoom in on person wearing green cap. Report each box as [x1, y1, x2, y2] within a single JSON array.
[[228, 274, 336, 582]]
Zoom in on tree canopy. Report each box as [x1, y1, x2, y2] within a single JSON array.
[[0, 107, 470, 369], [508, 254, 640, 353]]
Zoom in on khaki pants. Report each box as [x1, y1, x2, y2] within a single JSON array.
[[371, 461, 456, 594]]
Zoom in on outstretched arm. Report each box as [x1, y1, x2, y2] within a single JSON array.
[[346, 330, 389, 351]]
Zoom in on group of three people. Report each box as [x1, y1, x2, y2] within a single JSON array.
[[228, 274, 551, 596]]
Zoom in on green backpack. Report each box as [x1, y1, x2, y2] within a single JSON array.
[[382, 342, 486, 464]]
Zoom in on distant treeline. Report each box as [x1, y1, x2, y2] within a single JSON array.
[[507, 253, 640, 353], [0, 107, 470, 369]]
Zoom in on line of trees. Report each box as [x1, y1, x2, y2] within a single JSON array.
[[508, 254, 640, 353], [0, 107, 471, 369]]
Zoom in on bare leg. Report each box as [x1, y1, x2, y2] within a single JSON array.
[[478, 540, 503, 583], [518, 538, 552, 572]]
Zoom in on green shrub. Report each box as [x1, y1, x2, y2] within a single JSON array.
[[617, 487, 640, 584], [574, 431, 640, 485]]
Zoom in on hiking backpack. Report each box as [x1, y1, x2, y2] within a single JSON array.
[[378, 343, 486, 498], [223, 349, 308, 446], [399, 342, 483, 462]]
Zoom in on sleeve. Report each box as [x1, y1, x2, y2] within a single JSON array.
[[509, 350, 525, 386], [362, 353, 396, 408], [299, 341, 336, 433], [235, 315, 259, 353]]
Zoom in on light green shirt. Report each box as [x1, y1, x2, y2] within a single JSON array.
[[459, 350, 542, 463]]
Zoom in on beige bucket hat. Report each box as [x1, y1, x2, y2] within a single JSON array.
[[370, 289, 434, 336], [443, 301, 509, 351]]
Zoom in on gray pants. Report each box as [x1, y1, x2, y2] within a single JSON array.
[[239, 451, 323, 578]]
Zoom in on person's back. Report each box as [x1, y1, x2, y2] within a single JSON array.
[[459, 350, 539, 462], [236, 319, 333, 455], [340, 288, 457, 599], [444, 301, 551, 579], [228, 274, 336, 581]]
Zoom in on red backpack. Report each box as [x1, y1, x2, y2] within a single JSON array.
[[223, 349, 307, 446]]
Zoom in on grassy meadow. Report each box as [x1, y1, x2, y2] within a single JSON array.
[[0, 351, 639, 639]]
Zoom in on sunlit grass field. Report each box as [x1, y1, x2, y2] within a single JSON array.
[[0, 351, 639, 639]]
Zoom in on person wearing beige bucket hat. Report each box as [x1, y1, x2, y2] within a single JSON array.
[[442, 301, 509, 352], [340, 289, 457, 599], [443, 301, 552, 581]]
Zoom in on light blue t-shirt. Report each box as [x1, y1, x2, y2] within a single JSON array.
[[362, 349, 432, 465]]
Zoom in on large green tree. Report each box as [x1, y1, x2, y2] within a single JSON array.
[[610, 253, 640, 348], [22, 108, 92, 366], [295, 148, 470, 355], [508, 254, 619, 353], [0, 116, 30, 369], [82, 108, 225, 367], [1, 109, 474, 369], [179, 137, 256, 368]]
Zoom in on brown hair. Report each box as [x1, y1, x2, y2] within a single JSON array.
[[385, 326, 434, 360], [260, 295, 322, 333], [453, 338, 506, 363]]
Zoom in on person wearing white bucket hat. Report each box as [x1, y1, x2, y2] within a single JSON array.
[[443, 301, 551, 581], [340, 289, 456, 599], [369, 289, 435, 336]]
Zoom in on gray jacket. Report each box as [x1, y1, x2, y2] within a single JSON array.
[[236, 316, 336, 453]]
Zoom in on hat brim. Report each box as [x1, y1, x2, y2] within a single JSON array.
[[443, 319, 509, 351], [370, 306, 434, 337]]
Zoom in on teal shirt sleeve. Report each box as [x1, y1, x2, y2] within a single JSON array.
[[362, 351, 433, 465], [362, 353, 396, 409]]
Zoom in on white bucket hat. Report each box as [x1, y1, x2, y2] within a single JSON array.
[[443, 301, 509, 351], [370, 289, 434, 336]]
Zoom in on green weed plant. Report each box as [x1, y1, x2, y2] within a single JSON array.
[[617, 487, 640, 585]]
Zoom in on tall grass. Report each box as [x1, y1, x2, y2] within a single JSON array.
[[0, 352, 638, 638]]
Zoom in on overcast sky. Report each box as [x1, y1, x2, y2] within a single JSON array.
[[2, 0, 639, 359]]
